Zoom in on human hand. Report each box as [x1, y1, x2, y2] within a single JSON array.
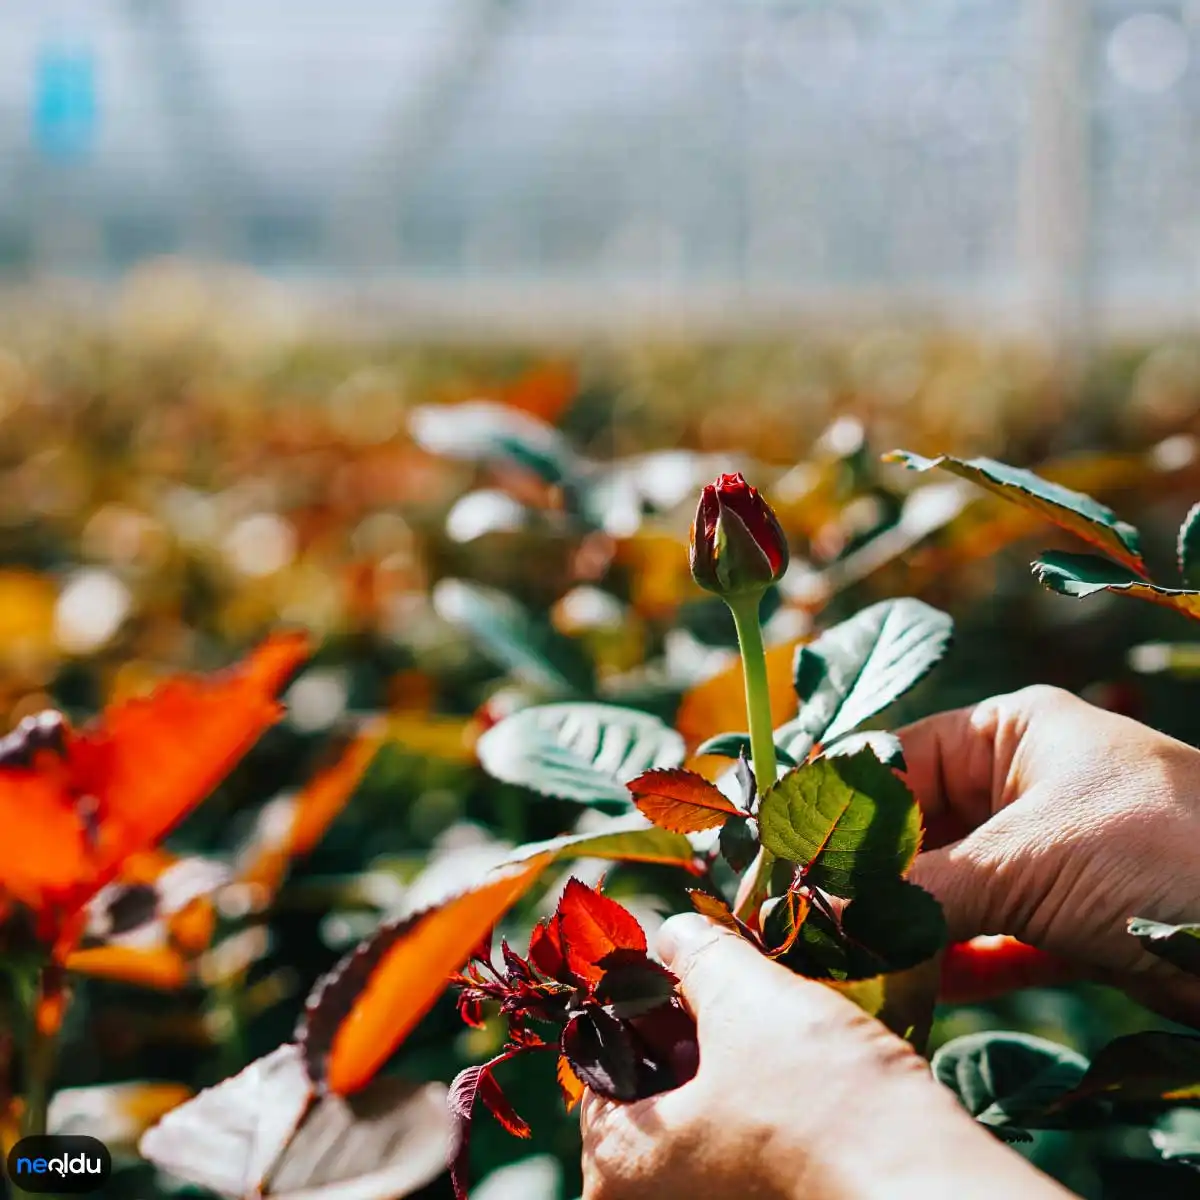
[[580, 912, 1068, 1200], [899, 685, 1200, 1022]]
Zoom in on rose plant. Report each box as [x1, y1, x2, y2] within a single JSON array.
[[133, 455, 1200, 1198], [134, 470, 965, 1198]]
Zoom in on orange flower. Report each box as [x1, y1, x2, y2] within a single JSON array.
[[0, 632, 310, 950]]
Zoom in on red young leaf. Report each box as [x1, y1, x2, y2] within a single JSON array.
[[593, 957, 677, 1018], [626, 767, 743, 834], [448, 1064, 486, 1200], [527, 917, 570, 983], [478, 1070, 531, 1140], [561, 1008, 642, 1101], [687, 889, 742, 933], [448, 1065, 487, 1124], [763, 890, 809, 959], [556, 878, 647, 986], [458, 995, 486, 1029], [630, 998, 700, 1089], [448, 1051, 524, 1200], [557, 1055, 586, 1113]]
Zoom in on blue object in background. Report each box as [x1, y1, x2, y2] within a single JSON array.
[[32, 42, 98, 162]]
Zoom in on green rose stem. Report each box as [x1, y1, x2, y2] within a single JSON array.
[[728, 592, 778, 923], [16, 965, 60, 1145], [688, 471, 790, 923], [23, 1023, 54, 1140]]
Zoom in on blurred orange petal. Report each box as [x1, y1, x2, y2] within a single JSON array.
[[67, 945, 191, 991], [676, 639, 800, 752], [168, 898, 217, 957], [0, 633, 310, 944], [0, 772, 92, 914], [616, 533, 696, 620], [238, 720, 388, 899], [385, 712, 477, 762], [291, 721, 387, 857], [77, 631, 311, 891]]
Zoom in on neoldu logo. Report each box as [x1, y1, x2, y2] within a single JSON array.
[[6, 1136, 110, 1194]]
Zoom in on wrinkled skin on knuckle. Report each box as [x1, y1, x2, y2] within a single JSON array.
[[1011, 682, 1076, 712], [995, 697, 1200, 977]]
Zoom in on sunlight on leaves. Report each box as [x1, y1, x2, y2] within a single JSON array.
[[1033, 551, 1200, 621], [757, 749, 922, 897], [626, 767, 743, 833], [300, 857, 552, 1095], [774, 599, 952, 761], [478, 703, 684, 806], [886, 450, 1146, 574]]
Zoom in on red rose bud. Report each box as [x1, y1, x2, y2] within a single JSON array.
[[690, 472, 789, 597]]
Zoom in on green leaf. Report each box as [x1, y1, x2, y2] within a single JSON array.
[[477, 702, 685, 805], [1058, 1032, 1200, 1107], [694, 732, 752, 760], [718, 817, 759, 873], [874, 955, 942, 1055], [1179, 502, 1200, 589], [1129, 917, 1200, 976], [821, 730, 906, 770], [757, 749, 922, 897], [773, 599, 952, 760], [885, 450, 1146, 574], [1153, 1109, 1200, 1169], [504, 814, 697, 870], [774, 879, 945, 985], [694, 732, 797, 768], [841, 879, 947, 971], [775, 903, 882, 982], [1032, 552, 1200, 621], [992, 1127, 1034, 1144], [410, 400, 580, 489], [433, 580, 596, 694], [931, 1032, 1090, 1130]]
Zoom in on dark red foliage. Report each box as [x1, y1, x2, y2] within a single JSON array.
[[447, 1051, 529, 1200], [527, 916, 570, 981], [448, 878, 699, 1200]]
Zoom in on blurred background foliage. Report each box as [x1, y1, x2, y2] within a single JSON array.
[[3, 277, 1200, 1197], [7, 1, 1200, 1195]]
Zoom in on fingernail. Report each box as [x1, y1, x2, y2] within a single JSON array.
[[656, 913, 719, 968]]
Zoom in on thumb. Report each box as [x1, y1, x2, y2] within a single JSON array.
[[656, 913, 849, 1038]]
